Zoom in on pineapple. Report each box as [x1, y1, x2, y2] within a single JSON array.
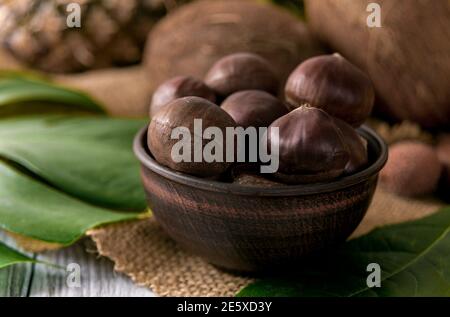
[[0, 0, 187, 73]]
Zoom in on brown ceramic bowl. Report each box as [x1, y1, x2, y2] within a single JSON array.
[[134, 125, 387, 273]]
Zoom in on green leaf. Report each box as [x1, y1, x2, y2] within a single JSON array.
[[0, 73, 104, 115], [237, 208, 450, 297], [0, 161, 143, 245], [268, 0, 304, 17], [0, 115, 147, 210], [0, 241, 35, 269]]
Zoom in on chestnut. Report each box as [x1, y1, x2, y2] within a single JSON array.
[[333, 118, 368, 175], [149, 76, 216, 117], [285, 53, 375, 127], [233, 172, 284, 187], [267, 105, 350, 184], [204, 52, 279, 99], [147, 96, 236, 177], [221, 90, 288, 128]]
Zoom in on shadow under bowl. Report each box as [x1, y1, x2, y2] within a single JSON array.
[[134, 125, 388, 273]]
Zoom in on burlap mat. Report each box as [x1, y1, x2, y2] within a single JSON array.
[[88, 218, 253, 297], [86, 187, 444, 297]]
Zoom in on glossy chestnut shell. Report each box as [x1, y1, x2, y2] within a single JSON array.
[[221, 90, 288, 128], [204, 52, 279, 98], [333, 118, 368, 175], [147, 96, 236, 177], [285, 53, 375, 127], [268, 105, 350, 184], [150, 76, 216, 117]]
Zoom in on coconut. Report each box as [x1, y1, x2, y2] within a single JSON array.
[[305, 0, 450, 129], [144, 0, 323, 93]]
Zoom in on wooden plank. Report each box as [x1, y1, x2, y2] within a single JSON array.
[[28, 239, 155, 297], [0, 231, 34, 297]]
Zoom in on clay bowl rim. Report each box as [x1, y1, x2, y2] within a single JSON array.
[[134, 124, 388, 197]]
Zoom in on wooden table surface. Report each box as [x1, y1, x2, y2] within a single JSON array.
[[0, 231, 155, 297]]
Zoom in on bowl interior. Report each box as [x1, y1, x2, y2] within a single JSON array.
[[134, 125, 388, 196]]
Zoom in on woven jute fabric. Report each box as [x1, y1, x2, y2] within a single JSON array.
[[88, 219, 253, 297], [87, 187, 444, 297]]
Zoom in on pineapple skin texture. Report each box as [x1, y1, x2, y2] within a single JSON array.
[[0, 0, 182, 73]]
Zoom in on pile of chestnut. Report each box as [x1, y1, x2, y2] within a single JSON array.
[[147, 52, 375, 185]]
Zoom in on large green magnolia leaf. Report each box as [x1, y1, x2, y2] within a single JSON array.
[[0, 115, 147, 210], [0, 161, 143, 244], [0, 74, 104, 114], [0, 241, 35, 269], [237, 208, 450, 297]]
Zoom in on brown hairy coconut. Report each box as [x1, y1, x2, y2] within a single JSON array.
[[144, 0, 323, 93], [305, 0, 450, 129]]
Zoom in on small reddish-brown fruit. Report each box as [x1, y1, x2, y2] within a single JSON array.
[[380, 141, 442, 197], [149, 76, 216, 117], [285, 53, 375, 127]]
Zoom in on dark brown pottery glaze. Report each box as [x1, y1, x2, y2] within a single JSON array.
[[134, 126, 387, 273]]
